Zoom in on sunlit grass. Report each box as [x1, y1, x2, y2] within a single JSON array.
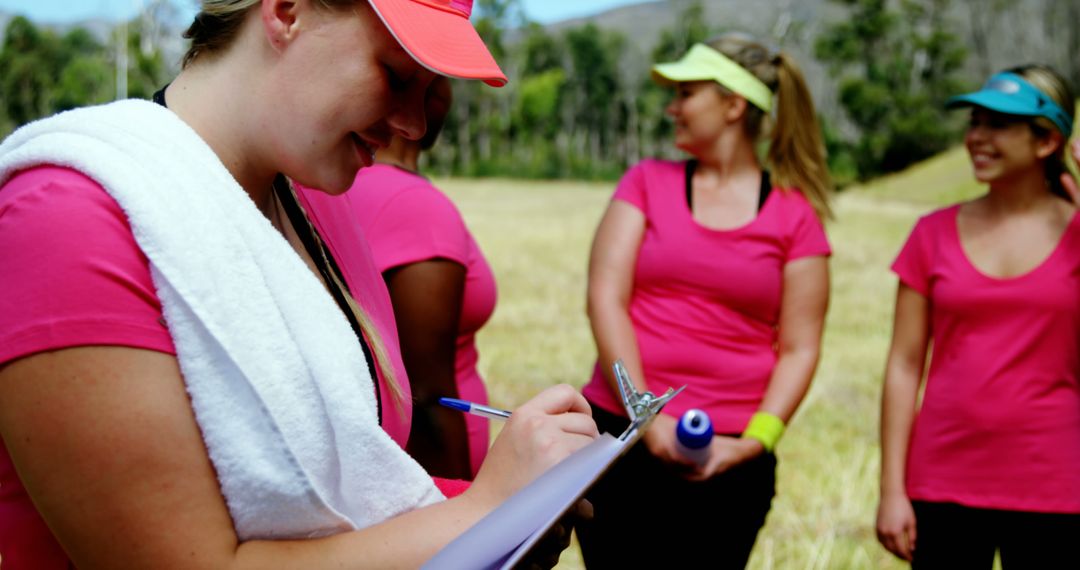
[[436, 146, 983, 569]]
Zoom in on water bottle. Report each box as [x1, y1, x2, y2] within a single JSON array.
[[675, 409, 713, 466]]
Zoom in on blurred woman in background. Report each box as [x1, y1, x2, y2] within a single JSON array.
[[575, 32, 832, 568], [299, 76, 496, 480], [876, 64, 1080, 568]]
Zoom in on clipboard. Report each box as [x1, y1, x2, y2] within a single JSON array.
[[422, 360, 683, 570]]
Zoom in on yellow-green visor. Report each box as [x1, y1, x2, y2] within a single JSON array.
[[652, 43, 774, 113]]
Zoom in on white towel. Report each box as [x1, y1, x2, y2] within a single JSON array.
[[0, 100, 443, 540]]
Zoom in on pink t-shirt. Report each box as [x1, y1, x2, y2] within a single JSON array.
[[893, 205, 1080, 513], [294, 185, 414, 444], [345, 164, 497, 477], [0, 166, 178, 569], [581, 159, 831, 433], [0, 166, 423, 568]]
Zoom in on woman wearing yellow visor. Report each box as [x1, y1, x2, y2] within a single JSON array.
[[577, 33, 832, 568]]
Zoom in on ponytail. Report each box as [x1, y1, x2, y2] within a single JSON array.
[[768, 52, 833, 220], [285, 181, 408, 417], [706, 34, 833, 220], [1008, 64, 1077, 203]]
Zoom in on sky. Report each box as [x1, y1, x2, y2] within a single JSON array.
[[0, 0, 654, 25]]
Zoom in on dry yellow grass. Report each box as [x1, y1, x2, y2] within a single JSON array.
[[436, 146, 982, 569]]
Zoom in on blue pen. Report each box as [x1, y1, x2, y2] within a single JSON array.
[[438, 397, 512, 421]]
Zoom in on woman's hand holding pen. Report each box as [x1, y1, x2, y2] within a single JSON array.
[[465, 384, 598, 512], [444, 388, 595, 570]]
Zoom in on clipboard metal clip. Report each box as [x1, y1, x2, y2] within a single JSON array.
[[612, 359, 685, 441]]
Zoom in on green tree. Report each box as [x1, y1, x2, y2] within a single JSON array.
[[55, 55, 112, 111], [495, 23, 569, 177], [511, 68, 566, 177], [0, 17, 62, 127], [639, 1, 714, 160], [121, 20, 167, 101], [434, 0, 520, 175], [652, 0, 711, 62], [816, 0, 968, 178], [54, 28, 111, 111], [563, 24, 626, 178], [518, 22, 563, 76], [0, 16, 168, 138]]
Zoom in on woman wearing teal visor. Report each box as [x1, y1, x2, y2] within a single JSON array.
[[576, 33, 832, 568], [877, 65, 1080, 567]]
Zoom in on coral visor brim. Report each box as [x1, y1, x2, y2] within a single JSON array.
[[368, 0, 508, 87]]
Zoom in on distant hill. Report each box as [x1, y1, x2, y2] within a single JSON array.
[[549, 0, 1070, 74], [539, 0, 1076, 131], [2, 0, 1072, 123], [544, 0, 844, 117]]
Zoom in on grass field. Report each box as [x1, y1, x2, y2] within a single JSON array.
[[435, 146, 983, 569]]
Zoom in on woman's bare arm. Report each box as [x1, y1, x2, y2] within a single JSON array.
[[875, 284, 931, 561], [0, 347, 597, 569], [385, 259, 472, 479]]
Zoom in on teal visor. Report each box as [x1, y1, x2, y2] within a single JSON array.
[[946, 72, 1073, 137]]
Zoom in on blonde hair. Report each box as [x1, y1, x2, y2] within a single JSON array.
[[1007, 64, 1077, 202], [182, 0, 358, 68], [706, 34, 834, 220], [284, 181, 407, 414]]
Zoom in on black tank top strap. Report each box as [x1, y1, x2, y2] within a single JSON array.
[[684, 160, 772, 213], [274, 178, 382, 421]]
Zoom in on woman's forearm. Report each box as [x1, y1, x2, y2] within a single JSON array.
[[758, 255, 829, 424], [585, 200, 649, 397], [879, 284, 931, 498], [386, 260, 472, 479], [880, 363, 921, 497], [757, 346, 820, 422], [587, 296, 647, 396]]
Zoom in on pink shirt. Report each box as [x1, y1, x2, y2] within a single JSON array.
[[344, 164, 497, 477], [0, 167, 431, 568], [294, 185, 413, 444], [893, 205, 1080, 513], [0, 167, 178, 569], [581, 159, 831, 433]]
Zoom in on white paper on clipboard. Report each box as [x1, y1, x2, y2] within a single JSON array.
[[422, 361, 681, 570], [420, 427, 642, 570]]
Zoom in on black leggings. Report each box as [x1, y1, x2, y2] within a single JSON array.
[[912, 501, 1080, 569], [575, 403, 776, 569]]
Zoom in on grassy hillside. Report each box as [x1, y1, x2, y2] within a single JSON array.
[[436, 147, 983, 569]]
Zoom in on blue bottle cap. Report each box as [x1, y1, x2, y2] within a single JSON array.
[[676, 409, 714, 450]]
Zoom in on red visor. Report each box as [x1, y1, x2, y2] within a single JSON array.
[[368, 0, 507, 87]]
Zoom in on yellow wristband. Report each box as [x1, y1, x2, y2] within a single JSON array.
[[741, 412, 785, 453]]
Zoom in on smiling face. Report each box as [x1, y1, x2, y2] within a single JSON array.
[[267, 2, 436, 194], [964, 107, 1058, 184], [665, 81, 737, 155]]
